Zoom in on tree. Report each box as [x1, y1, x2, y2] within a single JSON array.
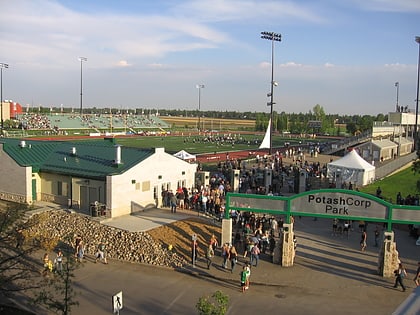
[[0, 203, 40, 298], [312, 104, 325, 121], [33, 236, 79, 315], [0, 205, 79, 314], [196, 290, 229, 315]]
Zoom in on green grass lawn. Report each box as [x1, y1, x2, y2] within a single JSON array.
[[114, 134, 328, 155], [115, 135, 258, 154], [359, 167, 419, 202]]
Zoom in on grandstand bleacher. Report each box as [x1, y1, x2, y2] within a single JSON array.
[[14, 113, 170, 134]]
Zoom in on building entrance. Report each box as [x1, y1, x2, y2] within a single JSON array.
[[223, 189, 420, 277]]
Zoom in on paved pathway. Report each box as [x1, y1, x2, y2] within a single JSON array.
[[22, 202, 420, 314]]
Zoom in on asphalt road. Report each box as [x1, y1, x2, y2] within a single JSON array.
[[69, 216, 419, 315], [10, 209, 419, 315]]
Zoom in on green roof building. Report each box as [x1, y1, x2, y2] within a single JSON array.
[[0, 138, 197, 218]]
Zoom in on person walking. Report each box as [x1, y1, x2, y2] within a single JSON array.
[[191, 239, 199, 266], [73, 234, 82, 258], [42, 253, 53, 277], [229, 245, 238, 274], [15, 228, 24, 249], [240, 265, 247, 293], [394, 263, 407, 291], [374, 226, 380, 247], [332, 218, 338, 236], [250, 243, 260, 267], [95, 241, 108, 264], [54, 249, 63, 273], [244, 263, 251, 290], [205, 244, 214, 270], [77, 238, 85, 263], [413, 261, 420, 287], [221, 243, 230, 269], [360, 229, 367, 252], [209, 234, 218, 252], [170, 191, 177, 213]]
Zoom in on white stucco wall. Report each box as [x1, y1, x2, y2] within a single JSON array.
[[0, 144, 32, 203], [107, 148, 196, 218]]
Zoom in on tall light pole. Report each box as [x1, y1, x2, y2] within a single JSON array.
[[79, 57, 87, 116], [0, 63, 9, 132], [196, 84, 204, 131], [395, 82, 399, 112], [261, 31, 281, 155], [415, 36, 420, 152]]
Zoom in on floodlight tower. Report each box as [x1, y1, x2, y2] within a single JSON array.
[[261, 31, 281, 155], [196, 84, 205, 131], [79, 57, 87, 115], [414, 37, 420, 151], [0, 63, 9, 132]]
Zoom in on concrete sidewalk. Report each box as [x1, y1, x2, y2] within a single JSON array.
[[96, 205, 420, 289], [27, 202, 420, 314], [100, 208, 194, 232]]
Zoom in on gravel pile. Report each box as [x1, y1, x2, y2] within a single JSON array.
[[25, 210, 187, 268]]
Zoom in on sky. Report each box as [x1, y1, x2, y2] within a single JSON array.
[[1, 0, 420, 116]]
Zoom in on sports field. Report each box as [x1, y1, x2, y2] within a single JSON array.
[[160, 116, 255, 131]]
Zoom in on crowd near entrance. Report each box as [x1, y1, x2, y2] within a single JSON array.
[[222, 189, 420, 277]]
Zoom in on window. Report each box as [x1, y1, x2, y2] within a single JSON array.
[[57, 181, 68, 196], [142, 181, 151, 192]]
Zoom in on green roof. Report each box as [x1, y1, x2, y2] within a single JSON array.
[[1, 138, 154, 179]]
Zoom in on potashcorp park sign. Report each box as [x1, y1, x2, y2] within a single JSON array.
[[226, 189, 420, 230], [291, 192, 387, 219]]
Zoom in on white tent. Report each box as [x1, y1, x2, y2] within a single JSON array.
[[173, 150, 196, 161], [259, 119, 271, 149], [327, 150, 375, 187]]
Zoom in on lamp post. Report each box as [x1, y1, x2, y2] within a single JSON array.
[[395, 82, 399, 112], [79, 57, 87, 116], [415, 36, 420, 152], [0, 63, 9, 132], [196, 84, 204, 131], [261, 31, 281, 155]]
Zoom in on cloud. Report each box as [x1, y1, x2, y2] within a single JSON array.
[[281, 62, 304, 68], [350, 0, 420, 12], [259, 61, 271, 69], [1, 0, 229, 70], [116, 60, 131, 67], [384, 63, 410, 69], [174, 0, 326, 23]]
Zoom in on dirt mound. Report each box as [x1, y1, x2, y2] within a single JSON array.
[[148, 217, 222, 262]]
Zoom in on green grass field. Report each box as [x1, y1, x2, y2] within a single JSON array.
[[359, 167, 419, 202], [113, 134, 325, 155]]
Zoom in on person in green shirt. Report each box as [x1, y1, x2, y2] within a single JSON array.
[[240, 266, 247, 293]]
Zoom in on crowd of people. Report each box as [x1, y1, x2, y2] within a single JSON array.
[[19, 113, 51, 130], [15, 112, 167, 131]]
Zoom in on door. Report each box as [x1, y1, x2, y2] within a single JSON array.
[[80, 186, 88, 212], [32, 179, 37, 201]]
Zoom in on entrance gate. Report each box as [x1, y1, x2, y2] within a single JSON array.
[[223, 189, 420, 277]]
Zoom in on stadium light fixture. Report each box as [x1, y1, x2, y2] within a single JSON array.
[[79, 57, 87, 116], [196, 84, 205, 131], [415, 37, 420, 151], [261, 31, 281, 155], [0, 63, 9, 132]]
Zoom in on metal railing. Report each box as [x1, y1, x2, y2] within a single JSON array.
[[374, 152, 417, 179], [322, 130, 372, 155]]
